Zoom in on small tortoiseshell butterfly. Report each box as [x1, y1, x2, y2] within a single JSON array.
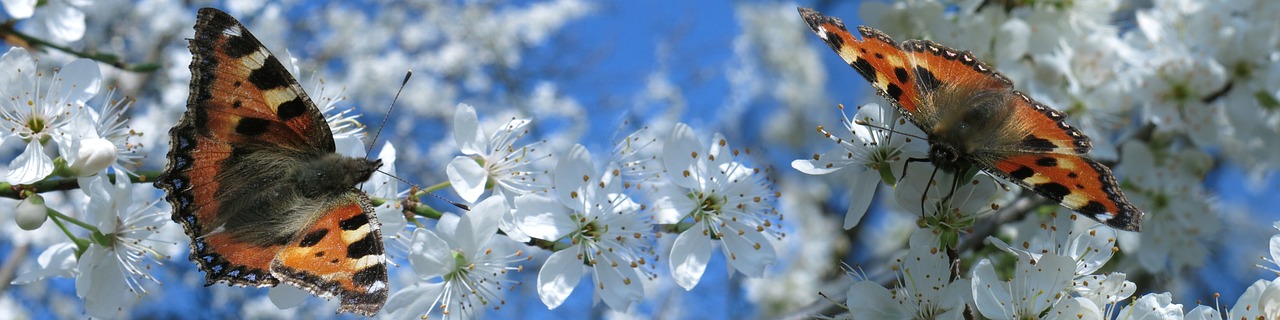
[[155, 8, 388, 315], [797, 7, 1143, 231]]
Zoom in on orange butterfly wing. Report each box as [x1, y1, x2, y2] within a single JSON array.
[[272, 195, 388, 316]]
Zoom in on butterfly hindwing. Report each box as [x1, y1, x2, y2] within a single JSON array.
[[272, 194, 388, 316], [991, 153, 1141, 230]]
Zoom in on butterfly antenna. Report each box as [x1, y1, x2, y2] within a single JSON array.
[[374, 169, 471, 212], [852, 118, 928, 141], [366, 70, 412, 158]]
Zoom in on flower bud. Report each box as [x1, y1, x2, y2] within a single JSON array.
[[16, 194, 47, 230], [71, 138, 117, 176]]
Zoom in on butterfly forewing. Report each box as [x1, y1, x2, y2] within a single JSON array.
[[799, 8, 923, 114], [188, 8, 334, 153]]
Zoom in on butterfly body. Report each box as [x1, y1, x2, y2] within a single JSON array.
[[798, 7, 1142, 231], [156, 8, 388, 315]]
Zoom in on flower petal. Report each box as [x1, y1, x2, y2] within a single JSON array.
[[408, 229, 453, 278], [669, 224, 712, 290], [511, 194, 575, 240], [6, 140, 53, 185], [447, 156, 488, 203], [845, 281, 904, 318], [720, 219, 776, 278], [384, 282, 444, 319], [971, 259, 1014, 320], [267, 285, 308, 310], [537, 248, 584, 309], [593, 251, 643, 311], [553, 144, 593, 209], [662, 123, 703, 189], [453, 103, 486, 155], [844, 169, 879, 229]]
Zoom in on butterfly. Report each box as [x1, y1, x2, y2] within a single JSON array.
[[797, 7, 1143, 231], [154, 8, 388, 315]]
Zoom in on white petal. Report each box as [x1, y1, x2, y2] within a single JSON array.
[[268, 285, 308, 310], [467, 196, 505, 243], [972, 259, 1014, 320], [845, 281, 903, 318], [719, 220, 776, 278], [1270, 233, 1280, 268], [662, 123, 702, 189], [76, 245, 131, 319], [669, 225, 712, 290], [7, 140, 53, 184], [11, 242, 77, 284], [844, 169, 879, 229], [511, 194, 575, 240], [554, 144, 593, 208], [58, 59, 100, 103], [31, 2, 86, 42], [1071, 225, 1117, 275], [383, 282, 444, 320], [537, 248, 584, 309], [446, 156, 488, 203], [1019, 254, 1076, 314], [1044, 297, 1102, 320], [2, 0, 36, 19], [1184, 305, 1221, 320], [408, 229, 452, 278], [593, 251, 643, 311], [453, 103, 487, 155], [1121, 292, 1183, 319]]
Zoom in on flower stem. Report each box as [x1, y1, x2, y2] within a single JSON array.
[[46, 209, 90, 255], [0, 23, 161, 72]]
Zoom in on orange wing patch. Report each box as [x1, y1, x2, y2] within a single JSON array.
[[272, 196, 388, 316], [992, 153, 1140, 231], [1005, 92, 1092, 155]]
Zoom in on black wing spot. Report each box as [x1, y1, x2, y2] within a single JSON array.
[[247, 56, 291, 90], [315, 251, 326, 258], [339, 214, 369, 231], [1035, 157, 1058, 167], [299, 229, 328, 247], [221, 30, 259, 58], [1078, 201, 1108, 215], [235, 117, 271, 136], [232, 100, 242, 109], [1034, 182, 1071, 202], [1067, 172, 1078, 178], [886, 83, 904, 101], [893, 67, 909, 83], [850, 58, 877, 84], [874, 52, 884, 59], [1021, 135, 1056, 151], [914, 66, 941, 93], [346, 234, 380, 258], [276, 98, 307, 121], [1010, 166, 1034, 180], [352, 264, 387, 287]]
